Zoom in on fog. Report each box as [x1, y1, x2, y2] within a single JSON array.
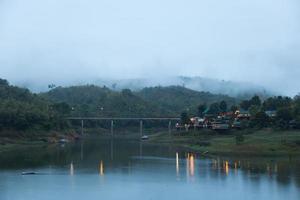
[[0, 0, 299, 96]]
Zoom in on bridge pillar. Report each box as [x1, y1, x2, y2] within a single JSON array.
[[140, 120, 143, 136], [110, 139, 114, 160], [80, 142, 83, 160], [111, 120, 114, 136], [168, 120, 172, 135], [81, 120, 84, 135]]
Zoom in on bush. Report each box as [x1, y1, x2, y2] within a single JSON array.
[[235, 134, 245, 145], [196, 141, 211, 146]]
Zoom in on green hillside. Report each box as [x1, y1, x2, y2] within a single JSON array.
[[136, 86, 237, 115], [42, 85, 174, 117], [43, 85, 237, 117]]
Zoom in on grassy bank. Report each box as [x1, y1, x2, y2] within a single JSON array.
[[0, 129, 80, 153], [149, 129, 300, 156]]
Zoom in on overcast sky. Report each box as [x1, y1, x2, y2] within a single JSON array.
[[0, 0, 299, 95]]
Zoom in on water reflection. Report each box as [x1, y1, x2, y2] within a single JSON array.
[[176, 152, 179, 176], [70, 162, 74, 175], [224, 161, 229, 175], [186, 153, 195, 178], [0, 138, 299, 200], [99, 160, 104, 176]]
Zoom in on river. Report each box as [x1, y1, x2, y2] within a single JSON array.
[[0, 137, 299, 200]]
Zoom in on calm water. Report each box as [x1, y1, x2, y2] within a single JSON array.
[[0, 137, 300, 200]]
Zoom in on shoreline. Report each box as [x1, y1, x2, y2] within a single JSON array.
[[0, 129, 81, 153], [148, 129, 300, 157], [1, 128, 300, 157]]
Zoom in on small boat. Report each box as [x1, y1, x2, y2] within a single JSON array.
[[59, 139, 68, 144], [141, 135, 149, 140], [21, 172, 37, 175]]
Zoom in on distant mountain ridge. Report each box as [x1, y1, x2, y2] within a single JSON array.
[[94, 76, 271, 99], [42, 85, 238, 117], [14, 76, 272, 98]]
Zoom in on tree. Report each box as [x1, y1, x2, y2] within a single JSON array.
[[250, 111, 269, 128], [276, 107, 293, 129], [180, 112, 191, 124], [122, 89, 133, 96], [230, 105, 238, 112], [208, 103, 220, 115], [0, 78, 9, 86], [197, 104, 207, 117], [293, 96, 300, 118], [219, 101, 227, 113], [249, 95, 261, 107], [263, 96, 292, 111], [48, 84, 56, 89], [51, 102, 71, 116], [240, 100, 250, 110], [249, 105, 260, 116], [277, 107, 293, 121]]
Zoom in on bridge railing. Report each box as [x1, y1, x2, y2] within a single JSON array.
[[65, 117, 180, 136]]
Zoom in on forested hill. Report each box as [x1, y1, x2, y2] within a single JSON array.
[[42, 85, 174, 117], [42, 85, 237, 117], [136, 86, 237, 114]]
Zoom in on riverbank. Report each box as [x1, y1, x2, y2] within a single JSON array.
[[0, 130, 81, 153], [149, 129, 300, 156]]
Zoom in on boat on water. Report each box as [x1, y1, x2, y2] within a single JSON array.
[[21, 172, 37, 175], [141, 135, 149, 140], [59, 138, 69, 144]]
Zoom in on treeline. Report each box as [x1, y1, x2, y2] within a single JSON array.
[[136, 86, 237, 115], [243, 95, 300, 129], [42, 85, 238, 118], [42, 85, 175, 117], [0, 79, 71, 131]]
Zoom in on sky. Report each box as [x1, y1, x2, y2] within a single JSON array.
[[0, 0, 299, 95]]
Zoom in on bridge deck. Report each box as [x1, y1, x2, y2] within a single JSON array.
[[66, 117, 180, 120]]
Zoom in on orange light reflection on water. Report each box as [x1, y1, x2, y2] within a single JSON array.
[[225, 161, 229, 175], [186, 153, 195, 177]]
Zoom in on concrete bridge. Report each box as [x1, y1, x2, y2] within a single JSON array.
[[66, 117, 180, 136]]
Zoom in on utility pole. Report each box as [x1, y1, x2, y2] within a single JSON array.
[[111, 120, 114, 137]]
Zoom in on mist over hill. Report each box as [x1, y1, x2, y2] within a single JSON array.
[[14, 76, 272, 98], [95, 76, 271, 98]]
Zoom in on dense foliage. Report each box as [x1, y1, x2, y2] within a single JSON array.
[[179, 93, 300, 130], [238, 95, 300, 129], [41, 85, 238, 118], [136, 86, 237, 115], [42, 85, 173, 117], [0, 79, 70, 131]]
